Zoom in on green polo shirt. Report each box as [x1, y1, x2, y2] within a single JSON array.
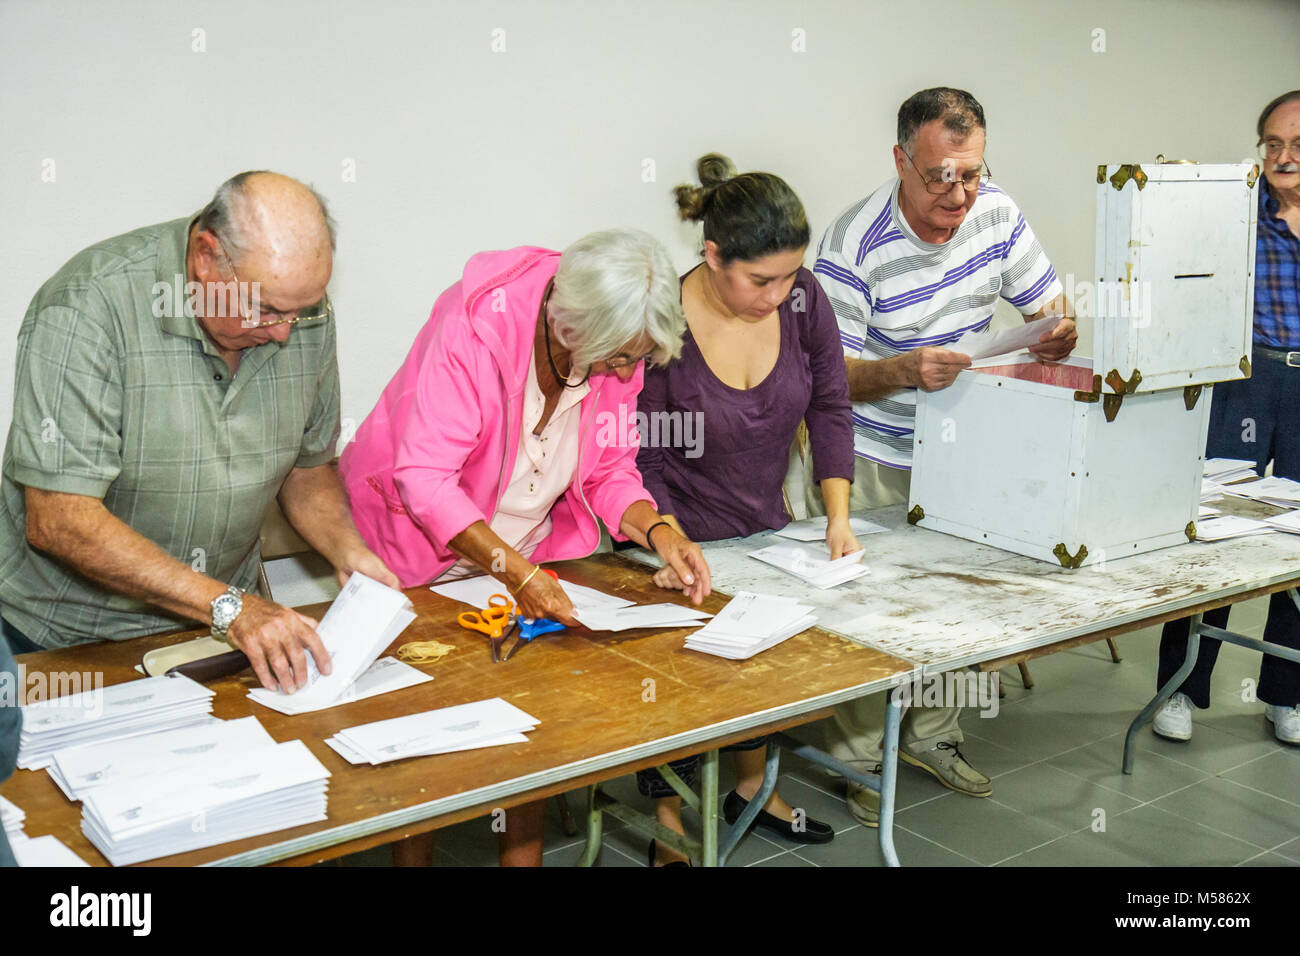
[[0, 217, 340, 649]]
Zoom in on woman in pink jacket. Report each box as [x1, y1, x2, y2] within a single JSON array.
[[339, 229, 712, 866]]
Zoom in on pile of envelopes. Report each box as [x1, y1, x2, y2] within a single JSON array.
[[80, 737, 330, 866], [17, 674, 215, 770], [684, 591, 818, 660], [326, 697, 541, 765], [748, 542, 868, 589]]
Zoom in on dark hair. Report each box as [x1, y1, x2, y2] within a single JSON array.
[[673, 153, 809, 263], [1258, 90, 1300, 140], [897, 87, 986, 152]]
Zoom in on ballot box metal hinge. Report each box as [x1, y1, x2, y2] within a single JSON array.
[[1104, 368, 1143, 395], [907, 505, 924, 525], [1108, 163, 1147, 191], [1072, 374, 1126, 423], [1183, 385, 1203, 410], [1185, 521, 1197, 542], [1052, 542, 1089, 569]]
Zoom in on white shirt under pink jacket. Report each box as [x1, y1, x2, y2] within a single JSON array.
[[339, 246, 656, 587]]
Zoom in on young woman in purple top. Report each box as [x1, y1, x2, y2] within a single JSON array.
[[635, 154, 859, 865]]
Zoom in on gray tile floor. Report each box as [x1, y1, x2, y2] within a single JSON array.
[[335, 596, 1299, 867]]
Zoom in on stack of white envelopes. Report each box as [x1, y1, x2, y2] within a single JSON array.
[[1265, 510, 1300, 534], [80, 739, 330, 866], [326, 698, 540, 765], [0, 795, 25, 841], [684, 591, 817, 660], [249, 572, 421, 715], [49, 716, 273, 802], [18, 675, 215, 770], [748, 543, 868, 589], [1193, 515, 1275, 542], [1225, 476, 1300, 510], [1204, 458, 1258, 485]]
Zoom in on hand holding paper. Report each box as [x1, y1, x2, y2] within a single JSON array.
[[952, 315, 1064, 363], [248, 572, 419, 715]]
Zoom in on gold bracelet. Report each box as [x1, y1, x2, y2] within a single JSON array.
[[516, 566, 542, 593]]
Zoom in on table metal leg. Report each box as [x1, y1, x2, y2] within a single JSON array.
[[878, 685, 903, 868], [774, 686, 906, 869], [718, 741, 780, 867], [1123, 612, 1201, 775], [700, 749, 719, 867], [578, 784, 602, 867]]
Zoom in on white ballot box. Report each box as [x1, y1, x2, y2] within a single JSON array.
[[1093, 161, 1258, 394], [908, 160, 1258, 568]]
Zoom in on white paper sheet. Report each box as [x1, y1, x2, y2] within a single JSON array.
[[772, 516, 888, 542], [0, 794, 25, 835], [11, 834, 89, 867], [574, 604, 712, 632], [431, 575, 633, 612], [951, 315, 1062, 361], [250, 656, 432, 716]]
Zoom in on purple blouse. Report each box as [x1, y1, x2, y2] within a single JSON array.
[[637, 267, 854, 542]]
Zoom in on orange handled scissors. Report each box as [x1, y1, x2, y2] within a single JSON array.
[[458, 594, 515, 663]]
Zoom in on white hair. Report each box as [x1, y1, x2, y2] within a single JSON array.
[[548, 228, 686, 370]]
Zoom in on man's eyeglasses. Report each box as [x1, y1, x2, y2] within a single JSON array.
[[215, 239, 333, 329], [901, 147, 993, 195], [1258, 139, 1300, 163]]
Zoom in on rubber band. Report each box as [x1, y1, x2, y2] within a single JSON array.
[[396, 640, 455, 664]]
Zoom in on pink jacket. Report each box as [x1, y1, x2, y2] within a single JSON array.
[[339, 247, 655, 588]]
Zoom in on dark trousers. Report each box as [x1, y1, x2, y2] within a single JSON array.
[[1158, 593, 1300, 708], [1157, 348, 1300, 708]]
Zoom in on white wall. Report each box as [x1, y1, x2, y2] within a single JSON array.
[[2, 0, 1297, 448]]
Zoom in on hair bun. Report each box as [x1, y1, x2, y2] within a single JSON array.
[[673, 153, 738, 222], [696, 153, 737, 189]]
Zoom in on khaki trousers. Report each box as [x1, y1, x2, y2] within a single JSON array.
[[804, 455, 963, 764]]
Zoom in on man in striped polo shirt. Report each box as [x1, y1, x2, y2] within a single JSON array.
[[812, 88, 1077, 825]]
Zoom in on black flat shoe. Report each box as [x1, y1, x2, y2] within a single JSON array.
[[647, 839, 690, 867], [723, 789, 834, 845]]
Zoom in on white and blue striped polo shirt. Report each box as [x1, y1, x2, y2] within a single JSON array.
[[814, 178, 1062, 469]]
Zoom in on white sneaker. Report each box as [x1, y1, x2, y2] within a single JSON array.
[[1264, 704, 1300, 745], [1153, 692, 1193, 741]]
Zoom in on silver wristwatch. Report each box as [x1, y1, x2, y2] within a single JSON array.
[[210, 585, 244, 640]]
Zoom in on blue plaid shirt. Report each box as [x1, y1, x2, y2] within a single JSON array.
[[1255, 177, 1300, 349]]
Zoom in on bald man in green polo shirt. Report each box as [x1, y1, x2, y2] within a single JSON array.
[[0, 171, 398, 694]]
